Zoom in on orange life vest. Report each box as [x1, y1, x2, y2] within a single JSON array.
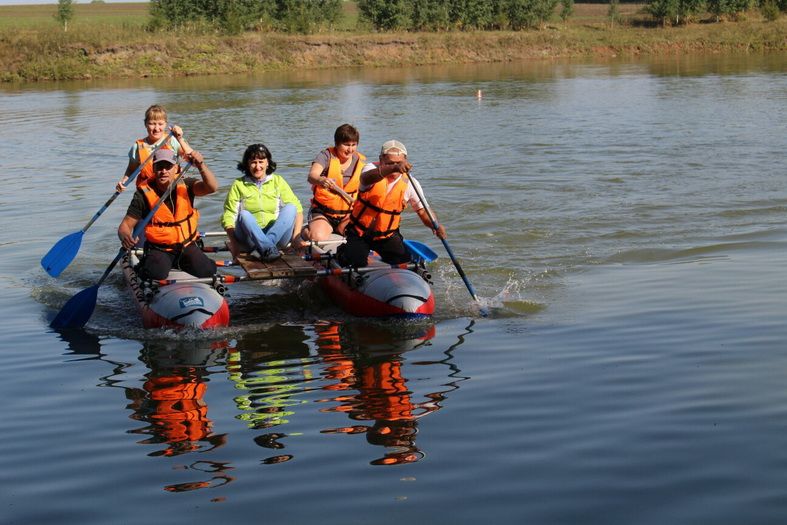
[[135, 139, 174, 188], [141, 182, 199, 251], [311, 147, 366, 221], [349, 174, 407, 240]]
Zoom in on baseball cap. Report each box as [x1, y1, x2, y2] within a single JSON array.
[[380, 139, 407, 156], [152, 148, 177, 165]]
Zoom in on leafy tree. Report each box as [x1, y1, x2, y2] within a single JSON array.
[[560, 0, 575, 21], [357, 0, 412, 30], [706, 0, 753, 20], [608, 0, 621, 26], [646, 0, 705, 24], [451, 0, 496, 29], [505, 0, 559, 29], [55, 0, 75, 32], [412, 0, 450, 30], [275, 0, 342, 33], [149, 0, 339, 34], [759, 0, 780, 19]]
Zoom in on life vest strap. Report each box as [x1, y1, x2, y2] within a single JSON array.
[[355, 196, 403, 217]]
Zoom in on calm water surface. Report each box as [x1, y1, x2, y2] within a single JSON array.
[[1, 54, 786, 524]]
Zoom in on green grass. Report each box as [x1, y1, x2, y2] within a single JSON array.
[[0, 2, 148, 29]]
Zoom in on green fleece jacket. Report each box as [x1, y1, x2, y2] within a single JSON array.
[[221, 174, 303, 230]]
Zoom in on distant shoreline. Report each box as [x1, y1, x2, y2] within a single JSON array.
[[1, 3, 785, 82]]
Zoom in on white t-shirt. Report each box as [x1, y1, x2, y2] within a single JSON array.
[[360, 162, 427, 212]]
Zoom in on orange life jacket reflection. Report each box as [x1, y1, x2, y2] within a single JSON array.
[[136, 138, 173, 188], [348, 174, 406, 240], [145, 374, 210, 445], [141, 182, 199, 251], [358, 361, 414, 421], [311, 147, 366, 221], [315, 324, 356, 391]]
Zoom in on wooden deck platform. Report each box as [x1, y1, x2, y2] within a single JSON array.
[[236, 253, 320, 280]]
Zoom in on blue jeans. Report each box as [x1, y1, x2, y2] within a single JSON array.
[[233, 205, 296, 256]]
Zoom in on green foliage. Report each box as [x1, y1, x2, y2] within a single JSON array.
[[360, 0, 558, 31], [451, 0, 496, 29], [560, 0, 575, 21], [646, 0, 705, 24], [411, 0, 451, 30], [149, 0, 340, 34], [706, 0, 753, 19], [505, 0, 560, 29], [608, 0, 621, 25], [55, 0, 74, 31], [759, 0, 781, 18], [357, 0, 412, 30], [275, 0, 343, 33]]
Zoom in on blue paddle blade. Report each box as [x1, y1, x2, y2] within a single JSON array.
[[50, 284, 98, 329], [41, 231, 83, 277], [404, 240, 438, 263]]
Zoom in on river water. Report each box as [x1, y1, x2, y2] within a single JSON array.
[[2, 53, 786, 523]]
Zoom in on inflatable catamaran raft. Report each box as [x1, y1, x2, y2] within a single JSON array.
[[121, 234, 436, 329]]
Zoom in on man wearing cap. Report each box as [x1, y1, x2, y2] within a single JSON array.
[[338, 140, 447, 268], [118, 148, 219, 280]]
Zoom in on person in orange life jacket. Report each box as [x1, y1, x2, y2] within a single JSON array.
[[117, 148, 219, 281], [301, 123, 366, 244], [115, 104, 194, 192], [337, 140, 447, 268]]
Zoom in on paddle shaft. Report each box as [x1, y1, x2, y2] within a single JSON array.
[[405, 172, 482, 303], [105, 162, 196, 282]]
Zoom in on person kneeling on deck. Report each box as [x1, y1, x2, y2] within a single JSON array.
[[221, 143, 304, 263], [118, 148, 219, 280], [338, 140, 446, 268]]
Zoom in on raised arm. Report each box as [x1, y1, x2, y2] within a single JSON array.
[[188, 150, 218, 196]]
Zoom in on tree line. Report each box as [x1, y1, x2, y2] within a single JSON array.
[[56, 0, 786, 33]]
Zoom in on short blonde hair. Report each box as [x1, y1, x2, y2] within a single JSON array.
[[144, 104, 168, 124]]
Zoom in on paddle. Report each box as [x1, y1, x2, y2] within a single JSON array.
[[334, 185, 354, 205], [41, 130, 175, 277], [404, 172, 487, 316], [404, 239, 438, 263], [50, 162, 192, 329]]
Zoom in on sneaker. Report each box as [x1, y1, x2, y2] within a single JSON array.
[[260, 247, 281, 262]]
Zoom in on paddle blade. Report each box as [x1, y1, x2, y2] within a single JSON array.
[[404, 240, 438, 263], [50, 284, 99, 329], [41, 231, 84, 277]]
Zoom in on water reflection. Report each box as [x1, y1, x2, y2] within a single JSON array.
[[315, 321, 469, 466], [226, 320, 471, 466], [227, 324, 312, 443], [59, 319, 472, 477], [58, 327, 104, 360], [126, 341, 236, 492]]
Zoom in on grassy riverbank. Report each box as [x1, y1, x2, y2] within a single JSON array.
[[1, 2, 785, 82]]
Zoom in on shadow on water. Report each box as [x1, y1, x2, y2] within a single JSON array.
[[54, 318, 474, 491]]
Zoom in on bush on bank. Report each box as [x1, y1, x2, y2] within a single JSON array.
[[149, 0, 343, 34]]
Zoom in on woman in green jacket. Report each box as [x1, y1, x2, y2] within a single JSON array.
[[221, 144, 303, 262]]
